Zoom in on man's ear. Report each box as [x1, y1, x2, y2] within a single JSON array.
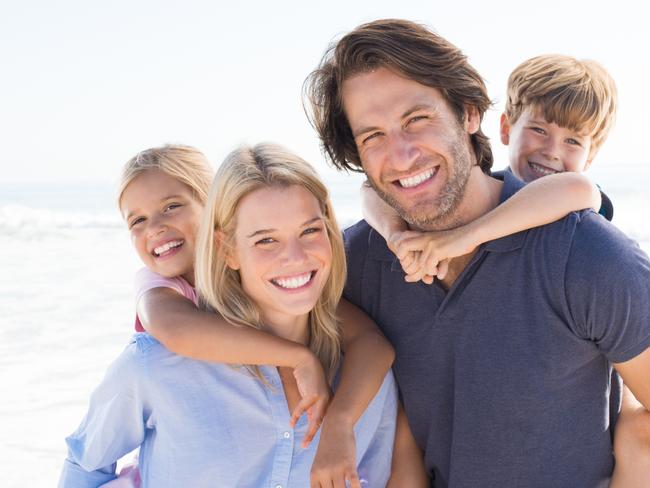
[[499, 113, 510, 145], [464, 105, 480, 134], [216, 231, 240, 270]]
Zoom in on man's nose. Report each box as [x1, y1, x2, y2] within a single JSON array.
[[386, 131, 420, 171]]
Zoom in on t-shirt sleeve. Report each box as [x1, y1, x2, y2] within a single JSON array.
[[564, 212, 650, 363], [133, 268, 198, 332]]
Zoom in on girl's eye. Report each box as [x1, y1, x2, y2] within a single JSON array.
[[129, 217, 145, 228], [165, 203, 182, 212]]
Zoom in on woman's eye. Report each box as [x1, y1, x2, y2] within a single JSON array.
[[302, 226, 322, 236], [255, 237, 275, 245]]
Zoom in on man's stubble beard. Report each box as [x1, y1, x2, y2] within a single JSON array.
[[366, 133, 473, 232]]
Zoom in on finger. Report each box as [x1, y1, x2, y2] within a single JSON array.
[[401, 252, 421, 275], [302, 414, 324, 448], [437, 259, 450, 280], [395, 233, 432, 256], [333, 473, 348, 488], [347, 469, 362, 488], [421, 274, 434, 285], [290, 399, 310, 428]]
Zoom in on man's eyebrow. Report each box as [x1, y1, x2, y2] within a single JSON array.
[[246, 216, 323, 238], [352, 104, 436, 138]]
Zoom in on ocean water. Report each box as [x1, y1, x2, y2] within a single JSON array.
[[2, 167, 649, 486]]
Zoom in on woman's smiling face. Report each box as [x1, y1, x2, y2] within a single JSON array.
[[226, 184, 332, 328]]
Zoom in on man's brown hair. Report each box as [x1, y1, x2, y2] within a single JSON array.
[[505, 54, 617, 156], [304, 19, 493, 173]]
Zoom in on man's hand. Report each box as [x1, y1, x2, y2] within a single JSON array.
[[310, 417, 361, 488]]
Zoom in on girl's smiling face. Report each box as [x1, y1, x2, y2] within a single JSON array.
[[225, 184, 332, 334], [120, 169, 203, 285]]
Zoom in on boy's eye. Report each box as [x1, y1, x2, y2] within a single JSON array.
[[530, 127, 546, 135], [566, 138, 581, 146]]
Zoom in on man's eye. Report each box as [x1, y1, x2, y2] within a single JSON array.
[[362, 132, 381, 144], [407, 115, 428, 125]]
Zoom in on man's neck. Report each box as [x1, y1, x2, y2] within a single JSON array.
[[429, 166, 503, 290]]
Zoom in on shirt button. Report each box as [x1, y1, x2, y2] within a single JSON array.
[[283, 431, 291, 439]]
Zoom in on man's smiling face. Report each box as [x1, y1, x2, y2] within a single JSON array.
[[341, 67, 479, 230]]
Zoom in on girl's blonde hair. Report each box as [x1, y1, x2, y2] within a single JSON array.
[[118, 144, 213, 210], [195, 143, 345, 381]]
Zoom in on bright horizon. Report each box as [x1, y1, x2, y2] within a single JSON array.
[[2, 0, 648, 185]]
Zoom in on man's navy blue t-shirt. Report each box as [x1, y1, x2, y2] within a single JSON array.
[[343, 171, 650, 488]]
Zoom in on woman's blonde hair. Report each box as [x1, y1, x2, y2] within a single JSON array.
[[117, 144, 213, 210], [195, 143, 345, 381]]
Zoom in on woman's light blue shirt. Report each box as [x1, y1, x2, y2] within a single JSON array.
[[59, 333, 397, 487]]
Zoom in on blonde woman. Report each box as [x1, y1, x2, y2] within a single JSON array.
[[59, 143, 404, 488]]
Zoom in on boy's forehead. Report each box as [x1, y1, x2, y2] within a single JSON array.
[[525, 105, 593, 137]]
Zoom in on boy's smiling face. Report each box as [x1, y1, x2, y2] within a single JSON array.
[[500, 107, 595, 182]]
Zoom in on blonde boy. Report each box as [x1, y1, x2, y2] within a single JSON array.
[[500, 54, 617, 218]]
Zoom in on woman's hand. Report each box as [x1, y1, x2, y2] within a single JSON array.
[[310, 416, 361, 488], [290, 350, 332, 447]]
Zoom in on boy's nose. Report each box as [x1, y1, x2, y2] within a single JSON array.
[[541, 138, 562, 161]]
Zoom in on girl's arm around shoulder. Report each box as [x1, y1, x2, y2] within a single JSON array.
[[138, 287, 331, 445], [310, 299, 395, 487]]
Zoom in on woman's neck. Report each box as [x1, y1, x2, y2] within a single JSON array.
[[260, 312, 310, 345]]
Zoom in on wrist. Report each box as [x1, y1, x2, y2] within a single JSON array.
[[291, 344, 319, 370], [322, 403, 356, 429]]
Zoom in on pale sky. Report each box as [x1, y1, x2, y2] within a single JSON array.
[[2, 0, 648, 184]]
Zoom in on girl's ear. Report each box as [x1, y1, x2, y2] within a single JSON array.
[[216, 231, 240, 270]]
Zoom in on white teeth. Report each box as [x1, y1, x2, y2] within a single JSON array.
[[272, 272, 313, 289], [529, 162, 558, 176], [399, 169, 435, 188], [153, 240, 183, 256]]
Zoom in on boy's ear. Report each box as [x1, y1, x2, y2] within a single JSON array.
[[216, 231, 240, 270], [499, 113, 511, 145], [464, 105, 480, 134]]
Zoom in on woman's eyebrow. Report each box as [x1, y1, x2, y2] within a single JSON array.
[[246, 216, 323, 238]]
